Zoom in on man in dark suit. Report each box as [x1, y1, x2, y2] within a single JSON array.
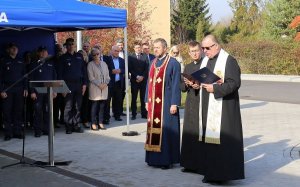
[[129, 42, 148, 120], [58, 38, 87, 134], [0, 43, 28, 141], [142, 42, 155, 71], [115, 39, 126, 116], [103, 45, 125, 122], [29, 46, 57, 137]]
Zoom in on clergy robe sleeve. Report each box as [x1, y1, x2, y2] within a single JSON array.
[[213, 56, 241, 99], [180, 65, 190, 92], [171, 60, 182, 106]]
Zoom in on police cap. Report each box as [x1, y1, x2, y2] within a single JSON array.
[[7, 42, 17, 49], [37, 46, 47, 52], [66, 38, 75, 44]]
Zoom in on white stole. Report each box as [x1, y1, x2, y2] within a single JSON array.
[[199, 49, 228, 144]]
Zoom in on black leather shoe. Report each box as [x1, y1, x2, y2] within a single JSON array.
[[83, 122, 90, 128], [73, 125, 84, 133], [141, 115, 147, 119], [54, 123, 60, 128], [91, 124, 99, 131], [34, 132, 41, 137], [4, 135, 11, 141], [66, 129, 72, 134], [131, 116, 136, 120], [181, 168, 194, 173], [121, 113, 126, 116], [13, 133, 24, 139], [161, 165, 173, 170], [202, 177, 208, 183], [115, 118, 122, 121], [202, 177, 223, 184], [98, 124, 106, 130]]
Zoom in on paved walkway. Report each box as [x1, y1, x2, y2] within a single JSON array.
[[241, 74, 300, 82], [1, 74, 300, 187], [1, 99, 300, 187]]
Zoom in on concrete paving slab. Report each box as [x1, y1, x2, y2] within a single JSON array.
[[0, 155, 94, 187]]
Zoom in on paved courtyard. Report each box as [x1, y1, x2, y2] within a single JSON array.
[[1, 99, 300, 187]]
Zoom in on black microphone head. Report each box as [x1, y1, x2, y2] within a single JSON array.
[[38, 55, 53, 63]]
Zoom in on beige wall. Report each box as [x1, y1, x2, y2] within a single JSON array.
[[138, 0, 171, 46]]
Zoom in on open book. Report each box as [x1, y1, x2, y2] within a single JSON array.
[[181, 67, 221, 84]]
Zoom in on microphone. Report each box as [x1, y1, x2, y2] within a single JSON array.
[[38, 55, 54, 64]]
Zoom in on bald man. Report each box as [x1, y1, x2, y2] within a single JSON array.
[[194, 35, 244, 183], [103, 46, 125, 123]]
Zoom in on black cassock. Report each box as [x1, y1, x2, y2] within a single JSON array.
[[198, 54, 245, 181], [180, 59, 203, 171]]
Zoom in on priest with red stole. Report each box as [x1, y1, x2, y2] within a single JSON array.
[[144, 38, 181, 169]]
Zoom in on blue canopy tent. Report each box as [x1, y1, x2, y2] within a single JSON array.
[[0, 0, 127, 54], [0, 0, 126, 29], [0, 0, 133, 133]]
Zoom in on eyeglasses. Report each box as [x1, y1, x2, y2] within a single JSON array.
[[93, 53, 100, 56], [202, 44, 216, 50]]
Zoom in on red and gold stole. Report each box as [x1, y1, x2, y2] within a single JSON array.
[[145, 55, 170, 152]]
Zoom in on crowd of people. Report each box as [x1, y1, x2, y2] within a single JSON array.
[[0, 35, 245, 184], [0, 38, 155, 139]]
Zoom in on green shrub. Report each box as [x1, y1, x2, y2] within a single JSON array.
[[224, 40, 300, 75], [175, 40, 300, 75]]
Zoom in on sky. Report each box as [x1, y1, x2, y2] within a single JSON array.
[[207, 0, 233, 24]]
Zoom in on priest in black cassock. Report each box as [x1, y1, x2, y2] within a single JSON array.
[[144, 38, 181, 170], [180, 41, 203, 172], [197, 35, 245, 183]]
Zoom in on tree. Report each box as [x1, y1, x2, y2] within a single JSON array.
[[196, 16, 211, 42], [56, 0, 152, 54], [171, 0, 211, 44], [170, 0, 179, 15], [229, 0, 264, 40], [261, 0, 300, 40], [212, 21, 233, 44]]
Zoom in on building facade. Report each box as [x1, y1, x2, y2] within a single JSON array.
[[139, 0, 171, 46]]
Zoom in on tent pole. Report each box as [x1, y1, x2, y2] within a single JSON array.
[[76, 30, 82, 51], [122, 27, 138, 136], [124, 27, 130, 131]]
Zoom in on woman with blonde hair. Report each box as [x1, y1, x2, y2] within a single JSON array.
[[169, 45, 184, 73], [87, 48, 110, 130]]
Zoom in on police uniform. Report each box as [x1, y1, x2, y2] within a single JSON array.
[[29, 58, 57, 137], [58, 52, 87, 134], [0, 55, 27, 140]]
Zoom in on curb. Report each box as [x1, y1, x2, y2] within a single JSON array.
[[241, 74, 300, 83]]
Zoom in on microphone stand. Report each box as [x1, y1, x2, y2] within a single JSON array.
[[2, 58, 48, 169]]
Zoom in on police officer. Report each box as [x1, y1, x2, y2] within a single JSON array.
[[0, 43, 28, 141], [29, 46, 57, 137], [58, 38, 87, 134]]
